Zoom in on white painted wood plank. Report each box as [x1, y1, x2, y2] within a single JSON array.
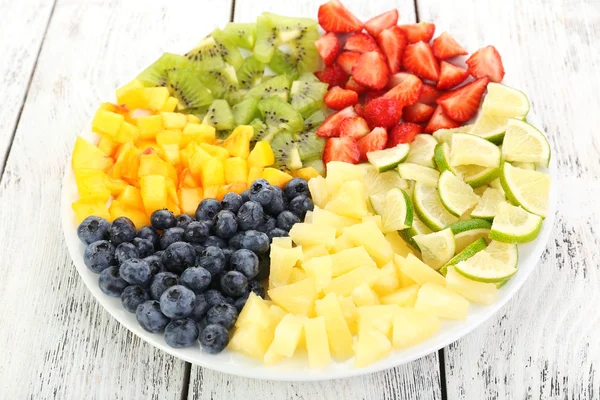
[[416, 0, 600, 398], [190, 1, 442, 398], [0, 0, 232, 398]]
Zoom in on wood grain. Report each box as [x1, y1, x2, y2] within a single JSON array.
[[416, 0, 600, 398]]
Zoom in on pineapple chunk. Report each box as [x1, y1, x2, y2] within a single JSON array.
[[372, 262, 400, 296], [392, 308, 440, 350], [338, 295, 358, 334], [385, 231, 417, 257], [302, 244, 329, 260], [268, 278, 317, 317], [331, 232, 355, 253], [264, 314, 304, 365], [116, 79, 144, 99], [135, 115, 164, 140], [224, 125, 252, 159], [140, 175, 168, 215], [116, 185, 144, 210], [395, 254, 446, 286], [353, 329, 392, 368], [304, 317, 331, 368], [228, 325, 271, 360], [315, 293, 354, 360], [324, 180, 368, 220], [325, 161, 366, 194], [312, 207, 360, 236], [289, 267, 307, 283], [398, 270, 418, 288], [331, 246, 376, 277], [269, 245, 303, 288], [248, 141, 275, 168], [91, 109, 124, 137], [304, 211, 313, 223], [380, 285, 420, 307], [308, 176, 330, 209], [362, 215, 383, 230], [271, 236, 292, 248], [323, 265, 381, 297], [263, 167, 293, 187], [302, 255, 332, 292], [72, 136, 114, 172], [160, 112, 187, 129], [415, 283, 469, 320], [178, 188, 203, 216], [224, 157, 248, 184], [247, 166, 264, 186], [357, 304, 400, 338], [236, 293, 271, 329], [187, 114, 201, 123], [445, 266, 498, 305], [352, 283, 380, 307], [289, 223, 336, 248], [71, 199, 110, 223], [345, 221, 393, 266]]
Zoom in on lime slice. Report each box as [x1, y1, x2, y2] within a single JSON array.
[[413, 182, 459, 231], [434, 142, 460, 175], [398, 163, 440, 188], [399, 213, 431, 251], [500, 162, 551, 217], [413, 228, 455, 270], [359, 164, 409, 195], [454, 164, 500, 188], [473, 185, 488, 196], [470, 113, 510, 144], [501, 118, 551, 168], [439, 237, 488, 276], [455, 250, 517, 282], [489, 202, 543, 243], [470, 187, 506, 221], [371, 188, 413, 232], [369, 193, 386, 215], [438, 170, 480, 217], [512, 161, 536, 170], [405, 134, 437, 168], [481, 83, 530, 118], [433, 126, 473, 143], [448, 219, 492, 253], [450, 133, 501, 168], [489, 178, 506, 197], [484, 240, 519, 288], [367, 144, 410, 172]]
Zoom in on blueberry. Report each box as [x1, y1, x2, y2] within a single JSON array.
[[149, 272, 179, 300], [136, 300, 170, 333], [144, 255, 163, 275], [277, 211, 300, 231], [195, 199, 222, 221], [222, 248, 233, 265], [121, 285, 150, 313], [208, 272, 225, 291], [233, 294, 249, 312], [289, 195, 314, 219], [180, 267, 212, 294], [183, 221, 211, 244], [256, 255, 271, 281], [98, 266, 129, 296], [77, 216, 110, 244], [196, 246, 226, 276], [228, 232, 244, 250], [204, 289, 227, 307], [137, 226, 159, 248], [249, 179, 275, 206], [240, 190, 250, 202], [206, 303, 238, 329], [115, 242, 139, 265], [213, 210, 238, 239], [204, 236, 227, 249], [132, 237, 154, 258], [222, 192, 244, 214], [176, 214, 195, 229], [119, 258, 152, 286], [160, 227, 185, 250], [267, 228, 289, 241], [284, 177, 309, 200], [264, 186, 287, 216], [257, 214, 277, 233], [237, 201, 264, 231], [249, 280, 266, 298], [240, 230, 270, 254], [230, 249, 259, 279], [161, 242, 196, 274], [199, 324, 229, 354], [164, 318, 199, 348], [220, 271, 249, 297], [189, 294, 210, 321], [160, 285, 196, 319], [150, 209, 177, 230], [83, 240, 116, 273], [108, 217, 137, 245]]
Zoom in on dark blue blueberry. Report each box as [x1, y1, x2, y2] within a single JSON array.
[[149, 272, 179, 300], [83, 240, 115, 273], [180, 267, 212, 294], [204, 235, 227, 249], [108, 217, 137, 245], [208, 272, 225, 290], [249, 280, 265, 298], [213, 210, 238, 239], [195, 199, 222, 221], [257, 214, 277, 233], [249, 179, 274, 206], [161, 241, 196, 274], [137, 226, 160, 248], [288, 195, 314, 219], [233, 293, 249, 312], [77, 216, 110, 245], [284, 177, 309, 200], [220, 271, 249, 297], [136, 300, 170, 333], [189, 294, 210, 321], [144, 255, 163, 275], [183, 221, 211, 244], [160, 227, 185, 250], [240, 230, 270, 254], [132, 237, 154, 258], [236, 201, 264, 231], [204, 289, 227, 307], [267, 228, 289, 241], [120, 258, 152, 286], [264, 186, 287, 216], [164, 318, 199, 348], [115, 242, 139, 265], [222, 248, 233, 266], [176, 214, 195, 229], [277, 210, 300, 231], [228, 232, 244, 250], [121, 285, 150, 313], [196, 246, 226, 276], [240, 190, 250, 202], [206, 303, 238, 329], [98, 266, 129, 296], [151, 209, 177, 230], [199, 324, 229, 354], [256, 255, 271, 281], [222, 192, 243, 214], [159, 285, 196, 319], [230, 249, 259, 279]]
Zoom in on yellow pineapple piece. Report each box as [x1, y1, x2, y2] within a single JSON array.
[[182, 123, 215, 146], [380, 285, 420, 307], [362, 215, 382, 231], [229, 295, 280, 360], [264, 314, 304, 365], [156, 129, 183, 146], [236, 293, 271, 329], [269, 245, 303, 288], [352, 283, 380, 307], [263, 167, 293, 187], [395, 254, 446, 286], [372, 262, 400, 296], [315, 293, 354, 360], [338, 295, 358, 334], [71, 199, 110, 223], [331, 232, 355, 253], [415, 282, 469, 320], [398, 270, 418, 288], [92, 109, 124, 137], [97, 135, 120, 156], [357, 304, 400, 338], [199, 143, 229, 159], [353, 329, 392, 368], [289, 223, 336, 248], [325, 161, 365, 194], [330, 246, 376, 277], [74, 169, 110, 202], [302, 255, 332, 292], [247, 141, 275, 168], [304, 317, 331, 368], [117, 185, 144, 210], [247, 166, 264, 186], [116, 121, 140, 143], [201, 157, 225, 187], [289, 267, 307, 283], [345, 221, 393, 266], [445, 266, 498, 305], [323, 265, 381, 297], [304, 210, 313, 223], [393, 307, 440, 349], [134, 114, 164, 140], [311, 207, 359, 236], [268, 278, 317, 317], [160, 112, 187, 129], [308, 176, 330, 209], [293, 166, 321, 180], [140, 175, 167, 215], [224, 157, 248, 184], [177, 187, 203, 216], [385, 231, 417, 257], [324, 180, 368, 220], [301, 244, 329, 260], [272, 236, 292, 248], [161, 96, 178, 112], [72, 136, 114, 172], [223, 125, 252, 159]]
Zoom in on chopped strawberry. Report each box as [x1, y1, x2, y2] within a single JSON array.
[[344, 32, 380, 53], [352, 51, 390, 90], [316, 106, 357, 138], [315, 63, 349, 88], [323, 136, 360, 164], [424, 105, 460, 133], [466, 45, 505, 83], [364, 9, 399, 37], [354, 103, 364, 117], [387, 72, 413, 89], [339, 116, 371, 139], [345, 76, 367, 94], [403, 41, 440, 82], [388, 122, 423, 145], [324, 86, 359, 110], [318, 0, 363, 33], [365, 89, 386, 105], [397, 22, 435, 44], [377, 26, 407, 74], [384, 73, 422, 107], [315, 32, 340, 66], [436, 77, 488, 122], [437, 61, 469, 90], [402, 103, 435, 123], [419, 83, 441, 106], [363, 97, 402, 128], [432, 32, 468, 59], [336, 51, 361, 75], [357, 127, 388, 160]]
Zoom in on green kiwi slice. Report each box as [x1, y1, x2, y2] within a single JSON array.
[[166, 69, 213, 110], [211, 29, 244, 69], [249, 118, 279, 146], [198, 65, 239, 99], [290, 28, 320, 73], [261, 13, 319, 43], [269, 131, 303, 172], [254, 15, 279, 63], [245, 74, 291, 102], [232, 97, 259, 125], [136, 53, 192, 87], [268, 49, 299, 80], [202, 99, 235, 130], [258, 96, 304, 133], [185, 36, 226, 71], [294, 129, 326, 162], [236, 56, 266, 89], [302, 109, 326, 131], [290, 80, 328, 117], [303, 158, 325, 175], [222, 23, 257, 50], [297, 72, 321, 83]]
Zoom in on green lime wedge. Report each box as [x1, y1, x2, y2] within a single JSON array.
[[413, 182, 459, 231], [450, 133, 502, 168], [500, 162, 551, 217], [489, 202, 543, 243], [511, 161, 536, 170], [398, 163, 440, 188], [439, 237, 488, 276], [433, 126, 473, 143], [501, 118, 551, 168], [438, 170, 480, 217], [413, 228, 455, 270], [448, 219, 492, 253], [359, 164, 410, 196], [481, 83, 530, 118], [367, 144, 410, 172], [455, 250, 517, 282], [471, 187, 506, 221], [405, 134, 437, 168]]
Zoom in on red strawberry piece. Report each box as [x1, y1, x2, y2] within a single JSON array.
[[384, 73, 423, 107], [316, 106, 357, 138], [354, 103, 364, 117], [402, 103, 435, 123], [424, 105, 460, 133], [344, 32, 380, 53], [377, 26, 407, 74], [387, 72, 413, 89], [315, 32, 341, 66], [364, 9, 399, 37], [324, 86, 359, 110], [352, 51, 390, 90], [318, 0, 363, 33], [466, 45, 505, 83], [315, 63, 349, 88], [357, 127, 388, 161], [419, 83, 441, 106], [336, 51, 360, 75], [345, 76, 367, 94], [363, 97, 402, 128], [323, 137, 360, 165], [403, 41, 440, 81], [339, 116, 371, 139], [432, 32, 468, 59], [436, 77, 489, 122], [365, 89, 386, 105], [437, 61, 469, 90], [397, 22, 435, 44], [388, 122, 423, 146]]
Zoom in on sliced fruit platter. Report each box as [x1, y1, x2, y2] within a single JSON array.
[[61, 0, 556, 379]]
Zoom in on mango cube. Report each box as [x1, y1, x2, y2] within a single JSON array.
[[91, 109, 124, 137], [72, 136, 114, 172], [247, 167, 264, 186], [199, 157, 224, 188], [247, 141, 275, 168], [263, 167, 293, 187], [182, 123, 216, 146], [304, 317, 331, 368], [138, 153, 177, 184], [160, 144, 181, 167], [116, 121, 140, 143], [140, 175, 167, 215], [74, 169, 110, 202], [117, 185, 144, 210], [135, 114, 164, 139], [224, 157, 248, 184], [199, 143, 229, 159], [72, 199, 110, 223], [216, 183, 247, 200], [160, 112, 187, 129], [115, 79, 144, 100], [105, 178, 128, 196], [187, 114, 201, 124], [111, 143, 140, 182], [268, 278, 317, 317], [109, 200, 151, 229], [179, 168, 199, 188], [161, 96, 179, 112], [293, 166, 321, 180], [177, 187, 203, 216], [392, 308, 440, 350], [97, 135, 120, 156], [156, 129, 183, 146], [223, 125, 252, 159]]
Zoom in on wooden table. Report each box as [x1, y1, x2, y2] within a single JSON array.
[[1, 0, 598, 398]]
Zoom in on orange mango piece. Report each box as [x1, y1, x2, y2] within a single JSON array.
[[72, 199, 111, 223], [225, 157, 248, 184], [74, 169, 111, 202], [134, 114, 164, 140], [116, 185, 144, 210], [247, 141, 275, 168], [109, 200, 151, 229], [263, 168, 294, 187], [247, 167, 264, 187], [178, 187, 203, 216], [140, 175, 168, 215], [223, 125, 252, 159], [203, 186, 220, 200], [179, 168, 200, 188], [72, 136, 114, 173], [97, 135, 120, 157], [293, 166, 321, 180], [201, 157, 225, 187], [182, 123, 216, 146]]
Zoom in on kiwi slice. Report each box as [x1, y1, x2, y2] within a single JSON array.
[[245, 74, 291, 102], [302, 109, 326, 131], [166, 69, 213, 110], [290, 80, 328, 117], [211, 29, 244, 69], [269, 131, 303, 172], [254, 15, 279, 63], [136, 53, 192, 87], [268, 49, 299, 80], [202, 99, 235, 130], [222, 22, 257, 50], [237, 56, 266, 89], [297, 72, 321, 83], [185, 36, 226, 70], [232, 97, 259, 125], [258, 96, 304, 133], [262, 13, 319, 43], [303, 158, 325, 175], [290, 28, 320, 73], [294, 129, 326, 162], [198, 65, 239, 99], [249, 118, 279, 146]]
